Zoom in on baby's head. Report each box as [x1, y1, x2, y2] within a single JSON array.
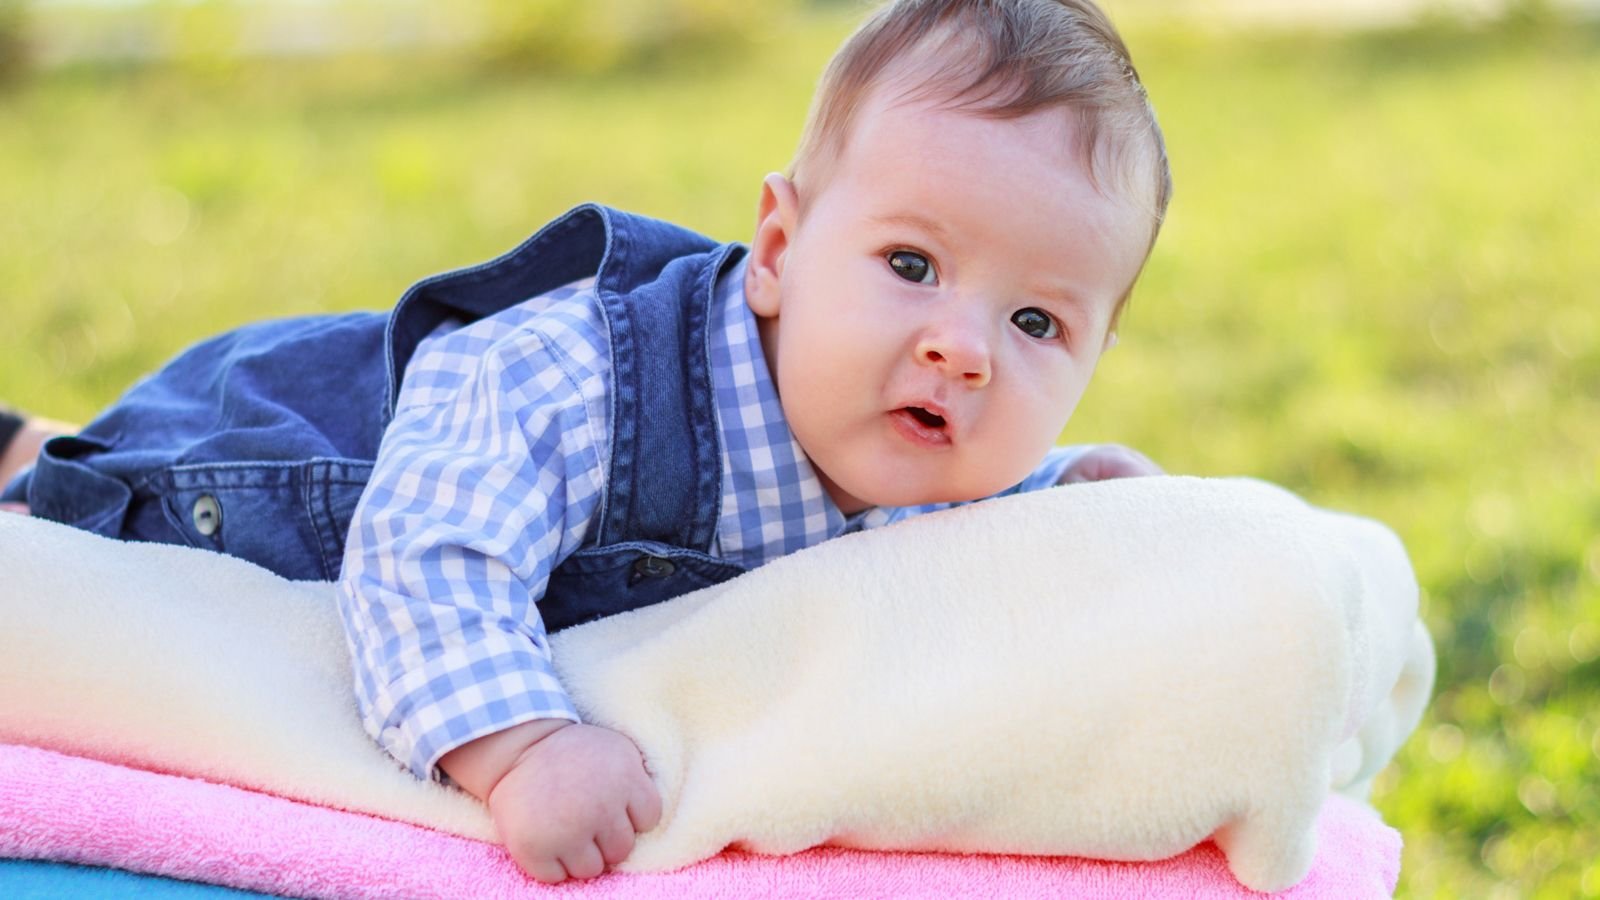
[[744, 0, 1170, 513]]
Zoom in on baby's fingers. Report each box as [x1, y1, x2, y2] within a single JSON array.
[[628, 778, 663, 833], [517, 852, 569, 885], [559, 841, 607, 881], [596, 813, 637, 867]]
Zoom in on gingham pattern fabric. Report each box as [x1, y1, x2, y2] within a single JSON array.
[[338, 260, 1087, 780]]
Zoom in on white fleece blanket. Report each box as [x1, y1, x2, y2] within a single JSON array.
[[0, 476, 1433, 893]]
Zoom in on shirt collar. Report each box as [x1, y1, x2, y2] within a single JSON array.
[[708, 257, 863, 567]]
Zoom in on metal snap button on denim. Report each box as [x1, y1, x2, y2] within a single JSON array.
[[192, 494, 222, 537], [632, 555, 675, 579]]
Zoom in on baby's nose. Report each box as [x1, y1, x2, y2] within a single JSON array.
[[915, 321, 992, 387]]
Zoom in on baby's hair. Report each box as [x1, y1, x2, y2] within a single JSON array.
[[790, 0, 1172, 309]]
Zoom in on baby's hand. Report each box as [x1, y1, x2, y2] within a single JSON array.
[[490, 722, 662, 882], [1057, 444, 1163, 484], [440, 719, 662, 884]]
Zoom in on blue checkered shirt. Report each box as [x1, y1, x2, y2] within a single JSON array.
[[338, 259, 1087, 780]]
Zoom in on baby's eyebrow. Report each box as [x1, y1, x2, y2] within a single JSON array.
[[1029, 282, 1101, 330], [869, 212, 951, 242], [1034, 283, 1084, 308]]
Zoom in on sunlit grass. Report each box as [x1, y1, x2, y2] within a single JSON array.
[[1, 9, 1596, 897]]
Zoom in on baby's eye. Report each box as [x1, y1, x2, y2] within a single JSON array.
[[887, 250, 937, 285], [1011, 308, 1059, 340]]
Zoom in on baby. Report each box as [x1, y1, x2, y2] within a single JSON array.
[[0, 0, 1171, 884]]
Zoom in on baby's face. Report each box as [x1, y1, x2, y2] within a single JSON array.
[[746, 89, 1152, 513]]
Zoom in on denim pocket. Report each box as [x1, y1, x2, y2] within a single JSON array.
[[25, 434, 134, 537], [159, 458, 374, 582]]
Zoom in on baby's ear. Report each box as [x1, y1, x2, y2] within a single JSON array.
[[1102, 330, 1120, 352], [746, 173, 798, 318]]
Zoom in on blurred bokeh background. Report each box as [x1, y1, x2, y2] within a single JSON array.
[[1, 1, 1596, 896]]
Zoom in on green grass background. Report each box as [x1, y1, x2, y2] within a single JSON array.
[[2, 7, 1596, 897]]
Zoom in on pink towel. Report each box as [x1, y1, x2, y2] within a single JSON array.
[[0, 743, 1398, 898]]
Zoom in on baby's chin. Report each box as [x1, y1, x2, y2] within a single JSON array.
[[826, 473, 1011, 514]]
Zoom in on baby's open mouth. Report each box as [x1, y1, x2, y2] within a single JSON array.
[[904, 406, 946, 429]]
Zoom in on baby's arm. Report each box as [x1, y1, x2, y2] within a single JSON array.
[[339, 325, 657, 883]]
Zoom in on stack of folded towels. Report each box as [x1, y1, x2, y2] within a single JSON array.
[[0, 476, 1434, 897]]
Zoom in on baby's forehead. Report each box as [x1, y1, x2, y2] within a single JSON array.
[[839, 87, 1112, 212], [839, 59, 1145, 205], [793, 9, 1167, 258], [825, 96, 1152, 293]]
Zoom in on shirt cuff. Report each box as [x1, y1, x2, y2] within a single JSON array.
[[366, 640, 581, 782]]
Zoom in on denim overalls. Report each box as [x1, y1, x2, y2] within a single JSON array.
[[5, 205, 749, 630]]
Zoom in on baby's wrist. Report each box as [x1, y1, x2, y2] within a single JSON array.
[[437, 717, 574, 802]]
